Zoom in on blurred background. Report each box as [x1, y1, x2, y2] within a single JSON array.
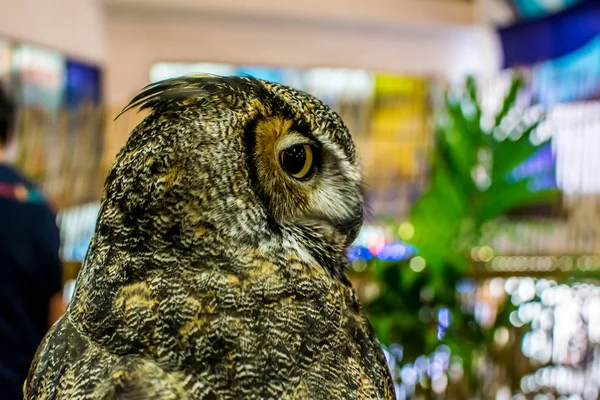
[[2, 0, 600, 399]]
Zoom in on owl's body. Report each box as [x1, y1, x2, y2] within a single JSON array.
[[25, 76, 395, 399]]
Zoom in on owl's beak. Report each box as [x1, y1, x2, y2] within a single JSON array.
[[344, 221, 362, 247], [333, 206, 363, 247]]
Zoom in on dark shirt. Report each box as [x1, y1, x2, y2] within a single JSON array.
[[0, 164, 62, 399]]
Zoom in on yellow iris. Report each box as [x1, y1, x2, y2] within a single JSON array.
[[280, 144, 314, 179], [292, 144, 313, 179]]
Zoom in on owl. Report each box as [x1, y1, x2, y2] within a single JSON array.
[[25, 75, 395, 399]]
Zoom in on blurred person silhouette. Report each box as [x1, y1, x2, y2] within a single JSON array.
[[0, 85, 65, 398]]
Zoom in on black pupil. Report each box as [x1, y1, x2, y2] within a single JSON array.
[[282, 146, 307, 175]]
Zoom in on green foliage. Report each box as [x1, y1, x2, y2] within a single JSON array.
[[356, 74, 559, 384]]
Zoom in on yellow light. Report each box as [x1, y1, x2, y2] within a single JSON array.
[[478, 246, 495, 263], [494, 327, 510, 347], [398, 222, 415, 241], [353, 259, 367, 272], [410, 256, 426, 272]]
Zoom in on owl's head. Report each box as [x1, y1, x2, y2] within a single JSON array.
[[104, 75, 363, 271]]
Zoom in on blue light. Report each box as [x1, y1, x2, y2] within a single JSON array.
[[64, 60, 102, 108], [507, 143, 558, 193], [390, 343, 404, 362], [512, 0, 582, 19], [508, 143, 556, 183], [438, 309, 450, 340], [347, 242, 417, 262], [533, 34, 600, 105], [386, 243, 407, 260], [437, 328, 445, 340], [438, 308, 451, 328], [456, 278, 477, 294], [234, 66, 284, 84], [358, 246, 373, 261], [347, 247, 360, 262]]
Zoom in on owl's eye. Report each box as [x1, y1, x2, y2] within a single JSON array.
[[280, 144, 315, 180]]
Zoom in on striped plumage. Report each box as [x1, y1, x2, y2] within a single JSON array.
[[25, 76, 395, 399]]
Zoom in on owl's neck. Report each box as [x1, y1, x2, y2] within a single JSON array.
[[67, 213, 352, 352], [279, 221, 352, 284]]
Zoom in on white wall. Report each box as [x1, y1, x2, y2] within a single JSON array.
[[105, 3, 501, 105], [0, 0, 106, 64], [105, 0, 476, 29], [0, 0, 502, 104]]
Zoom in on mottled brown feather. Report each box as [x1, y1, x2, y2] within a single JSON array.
[[25, 75, 394, 399]]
